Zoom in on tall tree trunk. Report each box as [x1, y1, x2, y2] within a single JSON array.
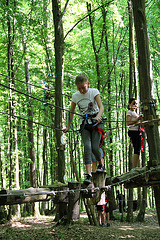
[[43, 111, 48, 186], [0, 145, 3, 188], [136, 132, 147, 221], [14, 116, 21, 218], [25, 61, 36, 188], [7, 0, 15, 219], [132, 0, 160, 226], [128, 0, 138, 98], [52, 0, 66, 183], [102, 6, 115, 220], [25, 60, 40, 217]]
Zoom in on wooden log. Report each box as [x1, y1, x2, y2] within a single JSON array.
[[124, 181, 160, 189], [81, 172, 106, 226], [112, 166, 149, 184], [0, 188, 52, 206], [81, 182, 96, 199], [53, 186, 69, 204], [92, 172, 106, 205], [67, 182, 81, 221], [52, 186, 69, 222], [105, 176, 117, 211], [0, 183, 68, 206], [112, 165, 160, 189]]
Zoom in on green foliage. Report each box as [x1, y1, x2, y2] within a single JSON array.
[[0, 0, 159, 213]]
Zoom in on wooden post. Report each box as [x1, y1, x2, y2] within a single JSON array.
[[105, 176, 117, 220], [82, 172, 106, 226], [92, 172, 106, 205], [53, 186, 69, 221], [67, 182, 81, 222]]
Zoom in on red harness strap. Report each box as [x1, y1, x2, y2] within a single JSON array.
[[96, 127, 105, 148], [140, 127, 145, 152]]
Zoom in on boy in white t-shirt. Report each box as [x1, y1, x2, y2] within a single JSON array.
[[63, 74, 104, 184], [126, 98, 142, 168]]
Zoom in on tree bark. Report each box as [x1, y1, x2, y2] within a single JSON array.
[[52, 0, 65, 183], [132, 0, 160, 226], [0, 145, 3, 189], [25, 61, 40, 217], [25, 61, 37, 188]]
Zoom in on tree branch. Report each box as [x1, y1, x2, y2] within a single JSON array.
[[64, 0, 114, 40]]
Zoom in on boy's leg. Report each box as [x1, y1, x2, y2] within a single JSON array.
[[105, 205, 110, 227], [106, 212, 109, 223], [101, 211, 106, 224], [97, 211, 102, 225]]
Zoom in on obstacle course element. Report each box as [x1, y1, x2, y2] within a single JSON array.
[[112, 165, 160, 188]]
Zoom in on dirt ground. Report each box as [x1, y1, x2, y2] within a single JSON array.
[[0, 209, 159, 240]]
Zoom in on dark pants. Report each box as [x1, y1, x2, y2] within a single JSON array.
[[128, 130, 141, 155]]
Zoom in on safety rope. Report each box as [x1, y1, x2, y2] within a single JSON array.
[[0, 185, 111, 198], [0, 82, 83, 118], [0, 73, 71, 98], [0, 110, 63, 132]]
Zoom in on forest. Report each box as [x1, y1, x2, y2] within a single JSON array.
[[0, 0, 160, 239]]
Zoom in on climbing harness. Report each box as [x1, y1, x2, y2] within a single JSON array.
[[140, 127, 145, 152]]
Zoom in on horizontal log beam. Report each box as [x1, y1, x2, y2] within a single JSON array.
[[112, 165, 160, 188], [124, 181, 160, 189], [0, 183, 68, 206], [0, 188, 52, 205]]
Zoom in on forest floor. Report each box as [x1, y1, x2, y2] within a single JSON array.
[[0, 209, 159, 240]]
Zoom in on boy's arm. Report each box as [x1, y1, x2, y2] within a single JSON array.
[[63, 101, 76, 133], [95, 94, 104, 123]]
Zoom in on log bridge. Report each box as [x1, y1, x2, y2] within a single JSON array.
[[1, 166, 160, 225], [0, 172, 113, 225], [111, 165, 160, 188]]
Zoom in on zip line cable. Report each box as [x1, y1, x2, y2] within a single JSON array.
[[0, 110, 63, 131], [0, 73, 71, 98], [0, 82, 83, 118], [0, 110, 122, 134], [0, 81, 127, 123], [0, 80, 159, 126]]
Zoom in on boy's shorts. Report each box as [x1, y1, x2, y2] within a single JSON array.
[[96, 205, 105, 212]]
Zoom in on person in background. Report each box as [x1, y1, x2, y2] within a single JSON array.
[[96, 204, 106, 227], [105, 197, 110, 227], [96, 195, 110, 227], [126, 98, 142, 168], [116, 190, 125, 213]]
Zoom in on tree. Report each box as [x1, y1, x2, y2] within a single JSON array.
[[52, 0, 69, 182], [132, 0, 160, 225]]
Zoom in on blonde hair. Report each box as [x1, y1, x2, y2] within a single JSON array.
[[75, 74, 88, 85]]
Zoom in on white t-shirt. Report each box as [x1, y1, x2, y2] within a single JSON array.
[[72, 88, 100, 125], [126, 110, 139, 131]]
